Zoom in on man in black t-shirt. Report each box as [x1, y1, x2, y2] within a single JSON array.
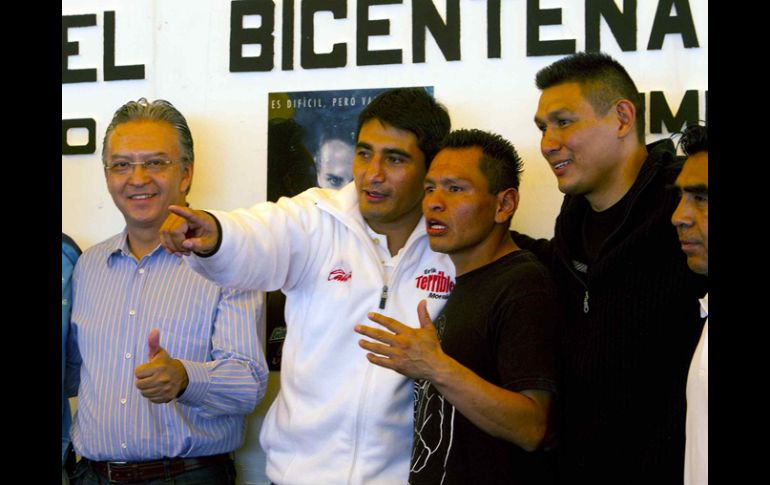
[[356, 129, 559, 484]]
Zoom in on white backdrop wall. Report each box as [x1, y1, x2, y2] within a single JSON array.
[[63, 0, 708, 248], [62, 1, 707, 483]]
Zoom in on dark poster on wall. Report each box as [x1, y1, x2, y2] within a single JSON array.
[[264, 86, 434, 370]]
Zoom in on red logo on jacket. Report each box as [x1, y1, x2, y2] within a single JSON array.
[[328, 268, 352, 282], [415, 269, 454, 300]]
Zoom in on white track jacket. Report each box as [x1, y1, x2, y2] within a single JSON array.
[[185, 183, 455, 485]]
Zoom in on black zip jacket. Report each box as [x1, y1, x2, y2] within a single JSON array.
[[514, 139, 708, 484]]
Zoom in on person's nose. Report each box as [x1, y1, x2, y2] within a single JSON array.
[[364, 155, 386, 184], [671, 196, 693, 229], [423, 189, 444, 213], [541, 127, 561, 158], [127, 163, 152, 185]]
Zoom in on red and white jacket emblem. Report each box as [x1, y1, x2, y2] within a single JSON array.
[[327, 268, 352, 282]]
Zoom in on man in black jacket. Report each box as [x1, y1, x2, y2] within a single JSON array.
[[522, 52, 708, 484]]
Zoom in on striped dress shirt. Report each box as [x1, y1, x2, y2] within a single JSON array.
[[65, 231, 268, 461]]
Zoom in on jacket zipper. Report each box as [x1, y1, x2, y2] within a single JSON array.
[[379, 285, 389, 309], [316, 198, 427, 483], [559, 156, 660, 316], [347, 364, 372, 484]]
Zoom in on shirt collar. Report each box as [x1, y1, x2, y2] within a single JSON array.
[[699, 292, 708, 318], [105, 228, 181, 267]]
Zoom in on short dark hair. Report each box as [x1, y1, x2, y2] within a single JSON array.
[[357, 88, 451, 167], [679, 123, 708, 156], [439, 129, 523, 193], [103, 98, 195, 193], [535, 51, 645, 143]]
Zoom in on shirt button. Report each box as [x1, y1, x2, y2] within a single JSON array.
[[120, 398, 127, 405], [373, 238, 380, 245], [138, 268, 145, 274], [129, 310, 136, 316], [121, 443, 127, 449], [125, 353, 132, 359]]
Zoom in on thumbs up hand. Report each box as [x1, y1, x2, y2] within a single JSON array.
[[147, 328, 162, 359], [134, 329, 189, 403]]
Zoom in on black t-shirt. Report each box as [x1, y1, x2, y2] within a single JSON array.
[[409, 250, 559, 485], [580, 189, 632, 264]]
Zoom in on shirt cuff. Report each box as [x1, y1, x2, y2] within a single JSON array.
[[185, 210, 235, 278], [175, 359, 210, 406], [193, 211, 223, 258]]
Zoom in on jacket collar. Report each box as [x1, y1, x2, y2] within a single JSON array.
[[555, 138, 677, 266], [309, 181, 428, 249]]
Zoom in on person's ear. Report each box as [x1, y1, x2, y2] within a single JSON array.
[[180, 161, 193, 194], [614, 99, 637, 139], [495, 187, 519, 224]]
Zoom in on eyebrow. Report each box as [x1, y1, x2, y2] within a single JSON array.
[[534, 108, 572, 124], [424, 176, 468, 186], [383, 148, 412, 159], [355, 142, 412, 160], [681, 184, 708, 196], [110, 151, 168, 160], [667, 183, 708, 196]]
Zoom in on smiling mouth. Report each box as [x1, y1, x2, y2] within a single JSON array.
[[128, 194, 156, 200], [553, 160, 571, 170]]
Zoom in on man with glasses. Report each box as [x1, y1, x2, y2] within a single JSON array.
[[65, 98, 268, 485]]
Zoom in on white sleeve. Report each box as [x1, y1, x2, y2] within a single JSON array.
[[185, 197, 315, 292]]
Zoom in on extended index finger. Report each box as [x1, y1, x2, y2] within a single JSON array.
[[159, 208, 194, 254], [167, 204, 202, 223]]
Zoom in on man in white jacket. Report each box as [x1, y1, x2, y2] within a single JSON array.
[[159, 88, 453, 485]]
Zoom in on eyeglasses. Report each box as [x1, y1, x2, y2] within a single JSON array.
[[104, 159, 180, 175]]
